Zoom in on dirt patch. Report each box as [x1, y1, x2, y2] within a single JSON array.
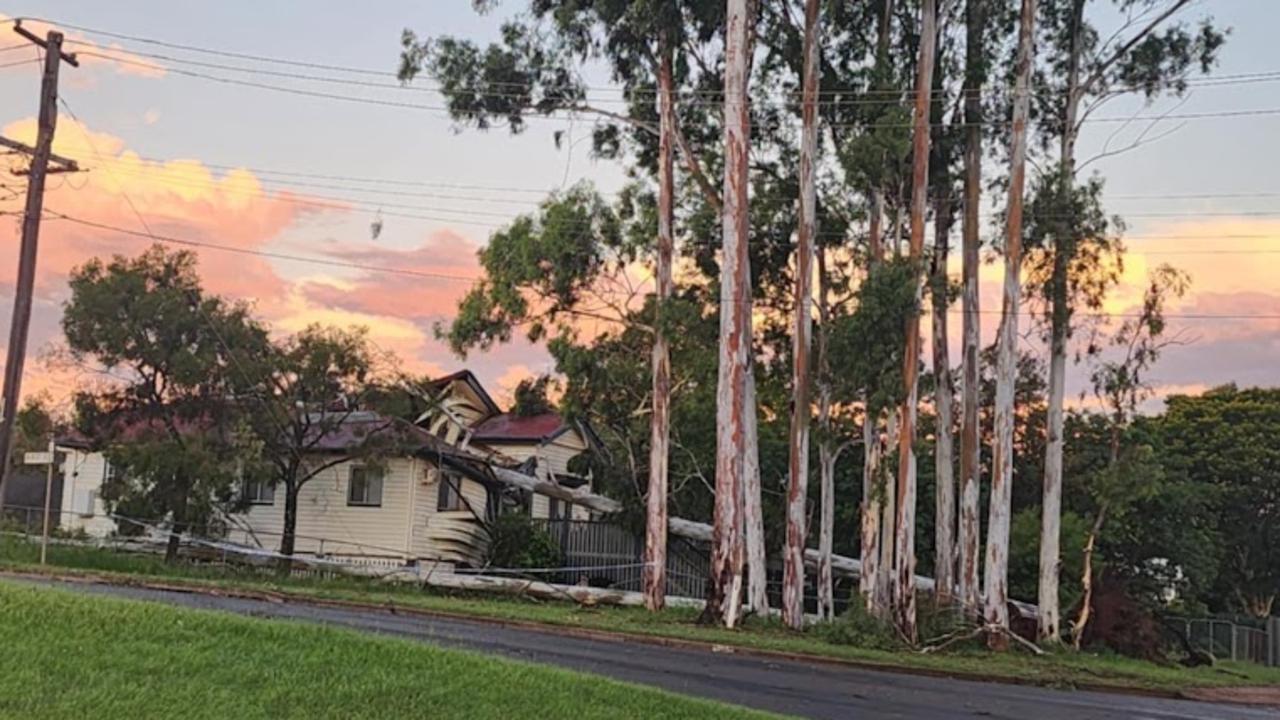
[[1183, 686, 1280, 707]]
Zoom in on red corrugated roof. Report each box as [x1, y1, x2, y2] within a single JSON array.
[[470, 412, 567, 442]]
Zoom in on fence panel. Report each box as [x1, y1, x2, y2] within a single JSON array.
[[1176, 616, 1275, 666], [535, 519, 708, 600]]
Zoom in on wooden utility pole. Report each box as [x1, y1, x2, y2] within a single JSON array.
[[782, 0, 822, 631], [0, 23, 78, 512], [985, 0, 1037, 650]]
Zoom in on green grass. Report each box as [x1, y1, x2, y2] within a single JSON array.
[[3, 537, 1278, 694], [0, 580, 777, 719]]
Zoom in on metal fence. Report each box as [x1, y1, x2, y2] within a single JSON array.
[[1171, 616, 1279, 666], [534, 519, 709, 599]]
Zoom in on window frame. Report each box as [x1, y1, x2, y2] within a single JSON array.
[[242, 478, 275, 506], [346, 465, 384, 508], [436, 470, 465, 512]]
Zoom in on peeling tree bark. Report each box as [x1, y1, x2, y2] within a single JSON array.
[[859, 405, 884, 607], [931, 198, 956, 606], [709, 0, 753, 629], [893, 0, 937, 644], [876, 409, 899, 615], [985, 0, 1037, 650], [957, 0, 986, 618], [643, 41, 677, 612], [743, 368, 769, 614], [782, 0, 822, 631], [815, 250, 836, 621]]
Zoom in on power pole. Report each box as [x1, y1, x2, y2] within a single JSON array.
[[0, 22, 78, 512]]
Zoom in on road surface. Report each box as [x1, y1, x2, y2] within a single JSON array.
[[6, 577, 1270, 720]]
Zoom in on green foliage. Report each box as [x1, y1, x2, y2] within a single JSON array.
[[442, 184, 628, 355], [9, 395, 56, 468], [810, 594, 901, 651], [512, 375, 556, 417], [62, 246, 266, 545], [828, 257, 920, 415], [1010, 506, 1088, 615], [485, 513, 562, 571], [1155, 386, 1280, 617]]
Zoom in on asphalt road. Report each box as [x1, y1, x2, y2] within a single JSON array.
[[7, 577, 1271, 720]]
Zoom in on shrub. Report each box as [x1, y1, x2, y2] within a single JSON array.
[[811, 594, 901, 651], [485, 513, 561, 571]]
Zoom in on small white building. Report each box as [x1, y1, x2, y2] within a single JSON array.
[[51, 437, 118, 538]]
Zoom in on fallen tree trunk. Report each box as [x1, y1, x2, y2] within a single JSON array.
[[491, 467, 941, 591]]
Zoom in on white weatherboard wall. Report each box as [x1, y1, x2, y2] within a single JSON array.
[[234, 456, 494, 565], [234, 457, 417, 559], [57, 448, 117, 538]]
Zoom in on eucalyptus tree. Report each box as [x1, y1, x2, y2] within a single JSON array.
[[890, 0, 939, 642], [400, 1, 730, 611], [984, 0, 1037, 649], [1031, 0, 1226, 642], [780, 0, 823, 632]]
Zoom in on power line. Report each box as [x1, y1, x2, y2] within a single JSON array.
[[39, 16, 1280, 101], [66, 44, 1280, 112], [39, 210, 1280, 321], [45, 210, 481, 282], [38, 44, 1280, 129], [92, 151, 1280, 206]]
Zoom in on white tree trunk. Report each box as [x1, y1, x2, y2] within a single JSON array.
[[815, 251, 836, 621], [876, 409, 899, 616], [932, 203, 955, 605], [957, 0, 985, 617], [893, 0, 937, 643], [643, 41, 676, 613], [710, 0, 753, 628], [984, 0, 1037, 650], [1039, 348, 1066, 637], [859, 410, 883, 607], [782, 0, 821, 630], [743, 368, 769, 614]]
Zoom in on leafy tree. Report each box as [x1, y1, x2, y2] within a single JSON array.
[[1155, 386, 1280, 618], [1030, 0, 1226, 641], [1069, 263, 1189, 647], [239, 325, 407, 566], [62, 246, 263, 561]]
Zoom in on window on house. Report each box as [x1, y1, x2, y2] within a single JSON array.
[[347, 466, 383, 507], [548, 497, 576, 520], [242, 478, 275, 505], [437, 471, 465, 512]]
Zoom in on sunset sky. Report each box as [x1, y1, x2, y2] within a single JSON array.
[[1, 1, 1277, 416]]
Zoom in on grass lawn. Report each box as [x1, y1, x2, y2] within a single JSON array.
[[3, 537, 1277, 695], [0, 581, 777, 719]]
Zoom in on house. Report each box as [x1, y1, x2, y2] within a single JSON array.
[[422, 370, 597, 521], [229, 411, 503, 566], [50, 370, 599, 568]]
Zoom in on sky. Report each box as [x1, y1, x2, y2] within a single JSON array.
[[0, 0, 1277, 417]]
